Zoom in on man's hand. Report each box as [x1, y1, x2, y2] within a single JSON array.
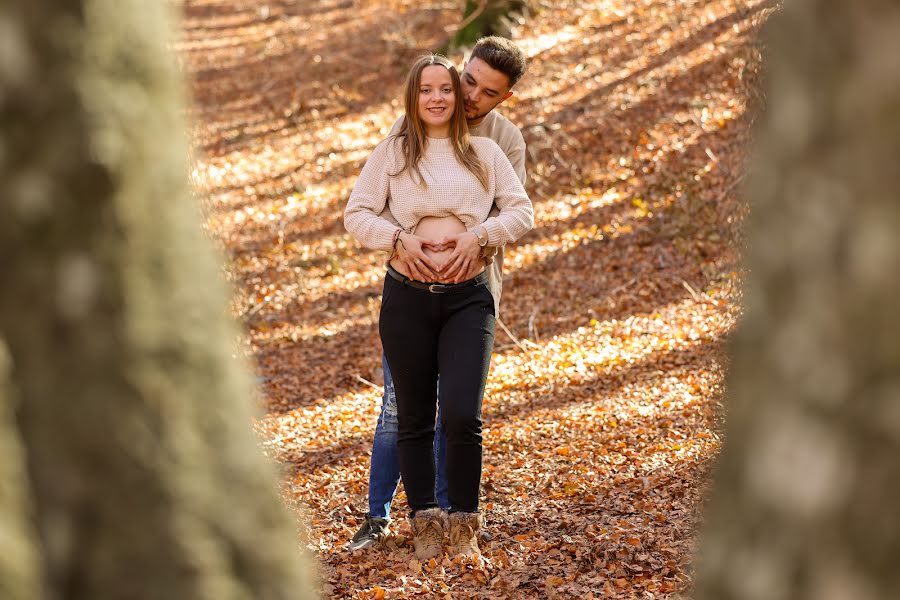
[[394, 232, 442, 281], [437, 231, 483, 283]]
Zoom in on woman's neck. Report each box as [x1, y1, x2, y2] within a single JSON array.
[[425, 123, 450, 138]]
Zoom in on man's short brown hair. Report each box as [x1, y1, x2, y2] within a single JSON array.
[[470, 36, 527, 88]]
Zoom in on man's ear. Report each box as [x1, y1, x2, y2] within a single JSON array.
[[500, 91, 514, 102]]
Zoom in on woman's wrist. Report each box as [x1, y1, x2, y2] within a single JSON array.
[[470, 225, 489, 247], [388, 228, 403, 259]]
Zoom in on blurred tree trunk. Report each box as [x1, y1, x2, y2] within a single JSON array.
[[444, 0, 532, 51], [0, 345, 40, 599], [696, 1, 900, 599], [0, 2, 316, 599]]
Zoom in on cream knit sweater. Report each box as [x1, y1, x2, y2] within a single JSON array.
[[344, 135, 533, 251]]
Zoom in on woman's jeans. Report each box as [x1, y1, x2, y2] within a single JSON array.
[[368, 354, 448, 520], [379, 269, 495, 515]]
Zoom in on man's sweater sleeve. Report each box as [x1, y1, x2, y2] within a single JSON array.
[[344, 139, 401, 250], [479, 145, 534, 246], [506, 127, 527, 186], [480, 123, 526, 257]]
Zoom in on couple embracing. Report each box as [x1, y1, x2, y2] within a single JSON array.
[[343, 36, 532, 560]]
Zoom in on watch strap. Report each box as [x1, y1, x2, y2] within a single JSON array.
[[473, 225, 489, 247]]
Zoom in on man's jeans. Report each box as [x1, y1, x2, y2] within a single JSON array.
[[369, 354, 449, 519]]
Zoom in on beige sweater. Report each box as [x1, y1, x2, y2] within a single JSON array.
[[377, 112, 526, 316], [464, 111, 527, 185], [344, 135, 533, 251], [380, 114, 525, 316], [387, 111, 526, 186]]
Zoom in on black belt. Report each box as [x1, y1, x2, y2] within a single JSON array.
[[387, 266, 487, 294]]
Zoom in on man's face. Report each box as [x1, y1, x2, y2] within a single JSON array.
[[460, 57, 514, 123]]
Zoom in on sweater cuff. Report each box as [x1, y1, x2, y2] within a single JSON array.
[[482, 218, 511, 248], [371, 222, 403, 251]]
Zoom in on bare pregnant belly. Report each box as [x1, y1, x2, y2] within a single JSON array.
[[390, 215, 485, 283]]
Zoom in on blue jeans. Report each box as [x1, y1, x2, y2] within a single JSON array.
[[368, 354, 449, 519]]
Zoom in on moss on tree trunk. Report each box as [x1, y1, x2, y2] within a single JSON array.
[[0, 1, 316, 598], [444, 0, 531, 52]]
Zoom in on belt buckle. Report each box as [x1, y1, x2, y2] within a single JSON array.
[[428, 283, 447, 294]]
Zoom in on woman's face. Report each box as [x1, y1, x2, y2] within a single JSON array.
[[417, 65, 455, 136]]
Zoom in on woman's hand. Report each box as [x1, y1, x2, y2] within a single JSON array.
[[437, 232, 482, 283], [395, 232, 443, 281]]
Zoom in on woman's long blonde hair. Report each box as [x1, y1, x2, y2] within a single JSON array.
[[391, 55, 489, 190]]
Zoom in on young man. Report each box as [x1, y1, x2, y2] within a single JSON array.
[[349, 36, 528, 551]]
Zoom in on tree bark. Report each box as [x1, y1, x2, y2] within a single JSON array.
[[0, 2, 316, 599], [696, 1, 900, 599], [0, 343, 41, 599]]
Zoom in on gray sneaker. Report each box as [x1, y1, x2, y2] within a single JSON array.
[[348, 514, 390, 551]]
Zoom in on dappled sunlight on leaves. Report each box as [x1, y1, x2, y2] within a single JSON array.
[[177, 0, 775, 596]]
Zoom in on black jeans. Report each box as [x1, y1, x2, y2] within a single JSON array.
[[379, 268, 495, 515]]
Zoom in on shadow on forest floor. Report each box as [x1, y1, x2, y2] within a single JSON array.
[[180, 0, 773, 597]]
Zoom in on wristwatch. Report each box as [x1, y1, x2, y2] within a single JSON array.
[[472, 225, 489, 247]]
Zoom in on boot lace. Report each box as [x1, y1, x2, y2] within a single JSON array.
[[419, 518, 444, 544], [451, 520, 476, 546]]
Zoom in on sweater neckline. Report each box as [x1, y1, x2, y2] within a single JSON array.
[[426, 136, 453, 151]]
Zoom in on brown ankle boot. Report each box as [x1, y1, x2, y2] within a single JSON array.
[[449, 511, 483, 558], [409, 508, 447, 561]]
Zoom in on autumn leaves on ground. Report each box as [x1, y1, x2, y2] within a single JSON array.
[[177, 1, 773, 597]]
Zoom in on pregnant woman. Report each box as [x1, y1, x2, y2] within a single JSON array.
[[344, 54, 533, 560]]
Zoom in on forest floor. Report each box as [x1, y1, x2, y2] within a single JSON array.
[[177, 0, 776, 597]]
